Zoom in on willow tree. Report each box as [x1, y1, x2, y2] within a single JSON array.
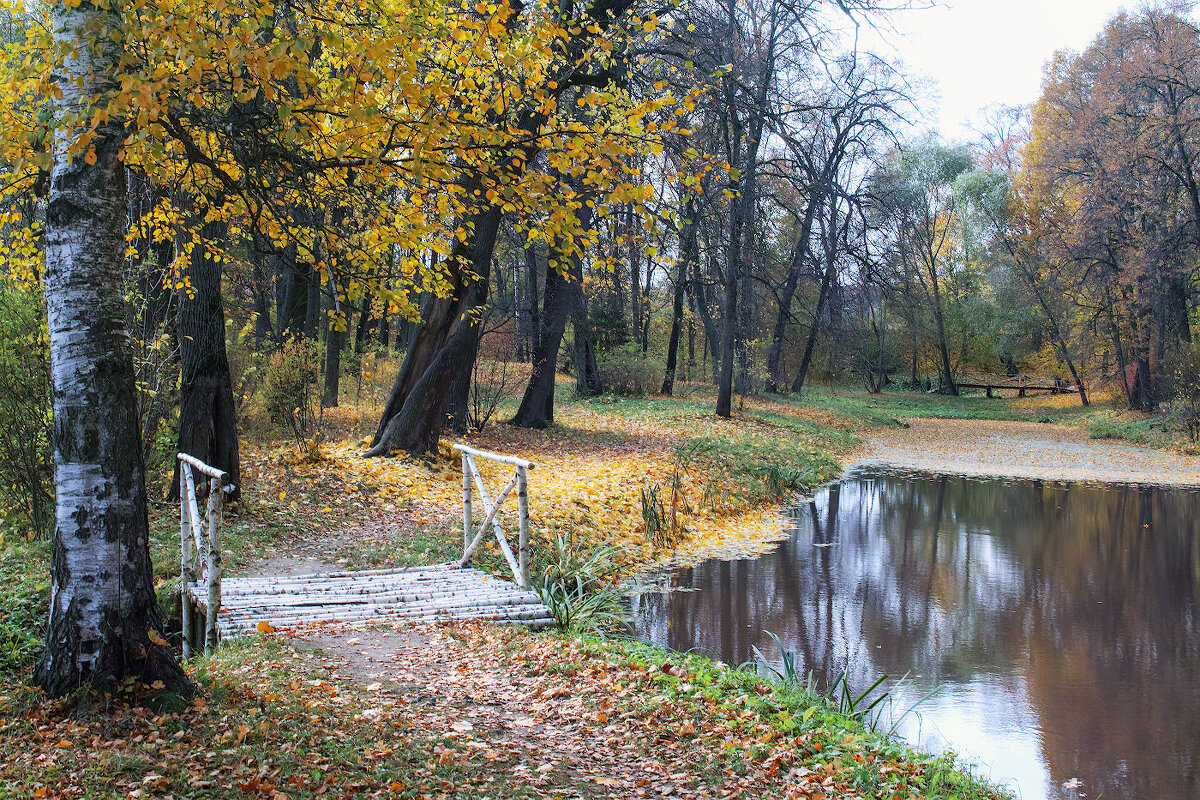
[[34, 0, 186, 696]]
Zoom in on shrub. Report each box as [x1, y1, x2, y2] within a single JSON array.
[[262, 337, 323, 454], [0, 281, 52, 536], [466, 329, 519, 431], [534, 530, 628, 635], [468, 357, 517, 431], [596, 342, 659, 396]]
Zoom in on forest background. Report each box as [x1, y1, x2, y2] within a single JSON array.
[[1, 0, 1199, 729]]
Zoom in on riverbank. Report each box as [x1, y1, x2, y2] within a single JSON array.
[[853, 416, 1200, 487]]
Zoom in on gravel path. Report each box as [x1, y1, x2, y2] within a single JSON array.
[[854, 417, 1200, 487]]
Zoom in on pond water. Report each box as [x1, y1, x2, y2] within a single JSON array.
[[632, 466, 1200, 800]]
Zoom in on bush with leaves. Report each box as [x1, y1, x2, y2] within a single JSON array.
[[262, 337, 323, 454], [596, 342, 659, 397], [0, 280, 51, 536]]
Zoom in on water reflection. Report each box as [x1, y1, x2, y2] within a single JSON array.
[[632, 467, 1200, 800]]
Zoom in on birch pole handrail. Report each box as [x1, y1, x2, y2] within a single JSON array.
[[452, 444, 534, 588], [178, 453, 235, 657]]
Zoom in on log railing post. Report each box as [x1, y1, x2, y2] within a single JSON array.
[[204, 475, 224, 654], [517, 465, 530, 588], [461, 451, 473, 557], [177, 453, 232, 657], [180, 468, 194, 659], [452, 444, 535, 587]]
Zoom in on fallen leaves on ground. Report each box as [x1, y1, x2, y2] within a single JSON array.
[[0, 623, 990, 798], [219, 391, 854, 577]]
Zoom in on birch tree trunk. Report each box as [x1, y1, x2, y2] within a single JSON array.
[[36, 0, 188, 696]]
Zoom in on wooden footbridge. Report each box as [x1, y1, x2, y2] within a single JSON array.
[[954, 371, 1079, 398], [177, 445, 555, 657]]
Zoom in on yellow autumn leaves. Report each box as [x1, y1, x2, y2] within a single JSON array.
[[244, 396, 806, 574], [0, 0, 689, 316]]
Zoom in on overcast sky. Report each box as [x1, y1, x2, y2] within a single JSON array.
[[860, 0, 1151, 139]]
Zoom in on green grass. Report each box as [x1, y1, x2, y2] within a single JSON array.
[[792, 385, 1041, 424], [1084, 408, 1199, 452], [567, 392, 856, 504], [0, 534, 48, 672], [564, 633, 1013, 800]]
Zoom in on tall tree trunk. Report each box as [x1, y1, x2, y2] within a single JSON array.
[[630, 205, 641, 351], [717, 113, 768, 416], [447, 335, 478, 433], [662, 200, 697, 395], [525, 246, 540, 363], [512, 205, 594, 427], [716, 10, 775, 417], [36, 0, 187, 696], [735, 269, 752, 395], [793, 196, 847, 394], [378, 246, 395, 350], [512, 261, 570, 427], [322, 325, 343, 408], [926, 272, 957, 395], [693, 262, 721, 385], [791, 263, 836, 394], [641, 254, 652, 353], [765, 194, 820, 392], [1170, 275, 1191, 344], [305, 265, 320, 337], [276, 242, 310, 338], [866, 303, 885, 394], [514, 257, 525, 362], [573, 283, 603, 396], [249, 231, 276, 343], [369, 238, 482, 447], [354, 290, 374, 354], [366, 205, 502, 456], [1128, 281, 1158, 411], [172, 209, 242, 501], [687, 294, 696, 370]]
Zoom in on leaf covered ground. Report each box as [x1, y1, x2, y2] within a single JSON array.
[[0, 623, 1007, 799], [226, 386, 859, 578], [9, 381, 1141, 800]]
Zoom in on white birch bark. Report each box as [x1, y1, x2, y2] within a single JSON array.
[[35, 0, 185, 695]]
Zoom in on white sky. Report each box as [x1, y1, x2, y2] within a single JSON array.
[[860, 0, 1148, 139]]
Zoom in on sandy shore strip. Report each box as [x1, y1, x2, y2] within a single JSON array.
[[853, 417, 1200, 488]]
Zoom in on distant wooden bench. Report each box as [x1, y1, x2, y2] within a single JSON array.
[[177, 447, 553, 657], [954, 372, 1079, 398]]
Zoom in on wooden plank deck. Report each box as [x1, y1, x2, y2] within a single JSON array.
[[187, 563, 555, 637]]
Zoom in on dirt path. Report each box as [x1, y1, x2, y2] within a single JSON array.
[[855, 417, 1200, 487], [285, 623, 801, 799]]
